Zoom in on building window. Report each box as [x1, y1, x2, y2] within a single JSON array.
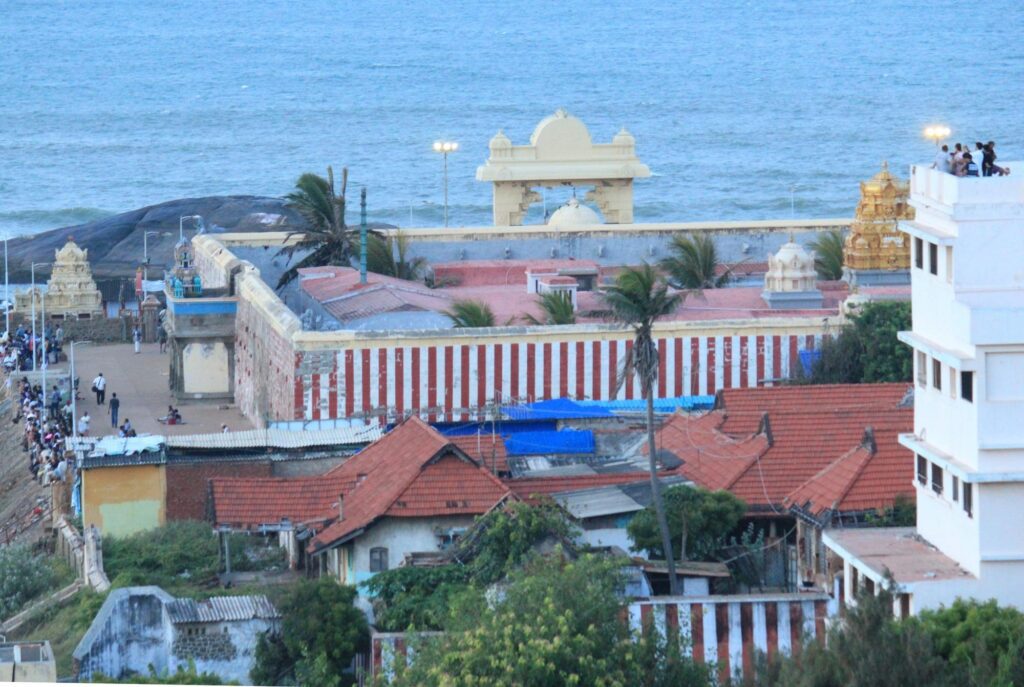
[[945, 246, 953, 283], [929, 242, 938, 275], [914, 237, 924, 269], [369, 547, 389, 573], [932, 464, 944, 496], [949, 367, 957, 399], [932, 358, 942, 391], [916, 455, 927, 486], [963, 483, 973, 517], [917, 352, 927, 388], [952, 475, 959, 502], [961, 371, 974, 402]]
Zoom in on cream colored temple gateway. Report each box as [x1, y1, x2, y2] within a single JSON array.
[[15, 237, 104, 319]]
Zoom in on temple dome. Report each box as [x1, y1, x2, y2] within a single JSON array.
[[55, 237, 88, 263], [765, 238, 818, 293], [547, 197, 602, 227]]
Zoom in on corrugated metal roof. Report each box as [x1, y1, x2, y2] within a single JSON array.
[[505, 429, 595, 456], [553, 475, 689, 519], [166, 595, 280, 624], [166, 426, 384, 450]]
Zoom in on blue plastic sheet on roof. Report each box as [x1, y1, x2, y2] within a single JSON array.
[[575, 395, 715, 413], [503, 398, 615, 421], [434, 419, 556, 436], [504, 429, 596, 456], [799, 350, 821, 376]]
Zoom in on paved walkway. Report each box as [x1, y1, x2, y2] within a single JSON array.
[[51, 343, 252, 438]]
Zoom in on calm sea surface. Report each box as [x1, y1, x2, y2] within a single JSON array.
[[1, 1, 1022, 236]]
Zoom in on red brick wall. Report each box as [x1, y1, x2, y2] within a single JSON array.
[[165, 461, 273, 522]]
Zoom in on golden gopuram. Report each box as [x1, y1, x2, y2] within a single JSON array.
[[843, 162, 915, 284], [16, 237, 104, 320]]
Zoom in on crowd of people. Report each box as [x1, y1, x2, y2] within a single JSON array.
[[15, 377, 72, 486], [932, 141, 1011, 177], [1, 323, 65, 372]]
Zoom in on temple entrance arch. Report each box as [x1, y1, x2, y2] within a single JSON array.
[[476, 109, 650, 226]]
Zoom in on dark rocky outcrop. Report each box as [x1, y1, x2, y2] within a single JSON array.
[[7, 196, 308, 281]]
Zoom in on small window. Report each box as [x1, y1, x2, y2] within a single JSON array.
[[917, 352, 928, 388], [952, 475, 959, 502], [369, 547, 389, 573], [945, 246, 953, 283], [932, 463, 944, 496], [963, 483, 973, 517], [932, 359, 942, 391], [916, 455, 927, 486], [929, 242, 938, 275], [961, 371, 974, 402], [949, 368, 957, 399], [914, 238, 924, 269]]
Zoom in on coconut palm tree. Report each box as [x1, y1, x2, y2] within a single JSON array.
[[366, 231, 427, 281], [522, 291, 576, 325], [444, 300, 496, 328], [275, 166, 374, 289], [808, 229, 845, 280], [603, 264, 683, 594], [660, 234, 731, 289]]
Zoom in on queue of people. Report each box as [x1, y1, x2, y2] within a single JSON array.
[[932, 141, 1011, 177], [1, 324, 64, 372], [15, 377, 71, 486]]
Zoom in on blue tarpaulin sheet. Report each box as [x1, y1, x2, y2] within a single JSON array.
[[504, 429, 596, 456], [575, 395, 716, 413], [504, 398, 615, 421]]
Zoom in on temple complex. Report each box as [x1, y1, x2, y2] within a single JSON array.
[[476, 109, 650, 225], [843, 162, 915, 285], [15, 237, 104, 319], [762, 238, 823, 309]]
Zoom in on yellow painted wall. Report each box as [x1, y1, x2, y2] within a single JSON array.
[[82, 464, 166, 537], [182, 341, 230, 393]]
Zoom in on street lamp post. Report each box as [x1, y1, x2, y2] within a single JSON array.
[[924, 125, 951, 147], [143, 231, 161, 281], [432, 140, 459, 227], [3, 235, 9, 335], [30, 261, 50, 372], [179, 215, 203, 242], [70, 340, 92, 437]]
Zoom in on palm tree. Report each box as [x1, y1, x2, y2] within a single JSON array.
[[660, 234, 731, 289], [808, 229, 845, 280], [366, 231, 427, 281], [275, 166, 375, 289], [444, 300, 496, 328], [522, 291, 576, 325], [603, 264, 683, 595]]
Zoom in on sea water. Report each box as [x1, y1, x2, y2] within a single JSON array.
[[1, 0, 1022, 236]]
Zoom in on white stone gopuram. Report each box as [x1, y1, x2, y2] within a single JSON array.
[[824, 158, 1024, 615], [762, 238, 822, 309], [476, 109, 650, 226], [16, 237, 104, 319]]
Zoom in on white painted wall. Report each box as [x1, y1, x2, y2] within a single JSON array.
[[182, 342, 230, 393], [350, 516, 477, 584]]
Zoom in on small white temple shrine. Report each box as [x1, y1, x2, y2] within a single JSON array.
[[761, 237, 823, 309], [476, 109, 650, 226], [16, 237, 104, 320]]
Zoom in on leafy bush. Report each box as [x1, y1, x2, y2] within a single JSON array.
[[808, 301, 912, 384], [915, 599, 1024, 685], [92, 660, 234, 684], [627, 484, 746, 561], [227, 534, 287, 573], [0, 544, 61, 619], [104, 521, 220, 587]]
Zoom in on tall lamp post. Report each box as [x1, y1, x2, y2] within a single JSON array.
[[178, 215, 203, 242], [143, 231, 161, 281], [30, 261, 50, 372], [924, 125, 951, 147], [432, 140, 459, 227], [3, 235, 9, 335], [70, 340, 92, 437]]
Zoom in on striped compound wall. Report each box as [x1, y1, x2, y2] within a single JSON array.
[[370, 594, 831, 683], [294, 332, 823, 423]]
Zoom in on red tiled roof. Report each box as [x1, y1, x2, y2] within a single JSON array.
[[211, 418, 512, 547], [432, 259, 599, 287], [653, 384, 914, 516], [298, 267, 452, 323], [448, 434, 509, 474], [504, 471, 654, 501]]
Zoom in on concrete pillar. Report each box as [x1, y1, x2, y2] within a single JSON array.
[[493, 182, 541, 226], [140, 295, 160, 343]]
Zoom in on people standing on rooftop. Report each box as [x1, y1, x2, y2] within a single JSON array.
[[963, 153, 980, 177], [109, 392, 120, 428], [985, 141, 1011, 176], [933, 144, 951, 172]]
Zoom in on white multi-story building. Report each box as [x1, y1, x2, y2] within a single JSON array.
[[824, 160, 1024, 616]]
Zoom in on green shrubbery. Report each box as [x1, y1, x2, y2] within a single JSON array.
[[0, 543, 70, 619], [807, 301, 912, 384]]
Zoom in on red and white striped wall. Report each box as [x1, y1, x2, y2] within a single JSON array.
[[369, 594, 831, 683], [294, 332, 823, 423]]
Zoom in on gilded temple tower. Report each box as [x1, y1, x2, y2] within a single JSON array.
[[843, 162, 915, 285]]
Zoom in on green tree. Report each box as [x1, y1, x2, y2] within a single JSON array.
[[522, 290, 576, 325], [366, 231, 426, 281], [252, 579, 368, 686], [660, 234, 730, 289], [915, 599, 1024, 685], [275, 167, 376, 289], [627, 485, 746, 562], [104, 520, 220, 588], [389, 555, 714, 687], [864, 494, 915, 527], [603, 264, 682, 594], [808, 301, 911, 384], [92, 661, 233, 684], [808, 229, 846, 280], [443, 299, 496, 328], [0, 543, 61, 619]]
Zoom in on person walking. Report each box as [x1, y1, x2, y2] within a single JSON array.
[[79, 411, 91, 437], [92, 372, 106, 405], [109, 392, 120, 428], [158, 321, 168, 354], [133, 326, 142, 354], [48, 385, 61, 419]]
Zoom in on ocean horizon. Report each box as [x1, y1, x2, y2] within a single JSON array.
[[2, 0, 1022, 237]]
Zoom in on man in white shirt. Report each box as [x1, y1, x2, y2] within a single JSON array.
[[92, 372, 106, 405], [932, 145, 951, 173]]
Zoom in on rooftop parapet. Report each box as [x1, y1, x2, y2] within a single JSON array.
[[909, 163, 1024, 215]]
